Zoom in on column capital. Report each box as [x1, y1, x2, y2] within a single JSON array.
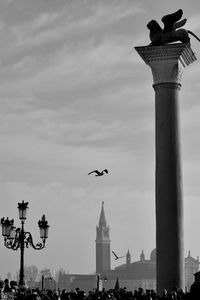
[[135, 43, 196, 86]]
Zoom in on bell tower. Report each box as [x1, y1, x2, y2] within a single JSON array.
[[96, 202, 111, 275], [126, 249, 131, 265]]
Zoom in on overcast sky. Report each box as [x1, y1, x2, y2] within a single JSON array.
[[1, 0, 200, 279]]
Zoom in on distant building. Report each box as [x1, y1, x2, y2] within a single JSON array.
[[57, 202, 199, 292], [185, 251, 200, 291], [96, 201, 111, 274]]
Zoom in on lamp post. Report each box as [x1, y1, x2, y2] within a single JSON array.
[[1, 200, 49, 288], [96, 274, 107, 292], [47, 276, 53, 290]]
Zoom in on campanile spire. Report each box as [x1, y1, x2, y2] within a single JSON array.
[[96, 202, 111, 275], [99, 201, 107, 227]]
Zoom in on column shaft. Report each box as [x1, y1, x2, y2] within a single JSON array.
[[154, 82, 184, 294], [135, 43, 196, 296]]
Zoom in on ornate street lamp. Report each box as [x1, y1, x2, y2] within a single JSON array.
[[1, 201, 50, 288]]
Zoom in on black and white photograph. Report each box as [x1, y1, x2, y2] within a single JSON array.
[[0, 0, 200, 299]]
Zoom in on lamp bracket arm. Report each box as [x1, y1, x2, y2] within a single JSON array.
[[24, 231, 45, 250], [4, 237, 20, 250]]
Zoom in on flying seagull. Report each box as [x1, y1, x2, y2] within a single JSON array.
[[112, 251, 125, 260], [88, 169, 108, 176]]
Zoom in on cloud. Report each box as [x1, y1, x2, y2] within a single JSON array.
[[0, 0, 143, 66]]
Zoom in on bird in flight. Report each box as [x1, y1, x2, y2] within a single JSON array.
[[88, 169, 108, 176], [112, 251, 125, 260]]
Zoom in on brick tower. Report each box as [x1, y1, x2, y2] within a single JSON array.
[[96, 202, 111, 275]]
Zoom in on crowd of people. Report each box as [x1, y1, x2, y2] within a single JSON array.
[[0, 278, 200, 300]]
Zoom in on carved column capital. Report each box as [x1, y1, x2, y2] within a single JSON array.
[[135, 43, 196, 86]]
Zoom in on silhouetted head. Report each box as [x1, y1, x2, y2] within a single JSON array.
[[147, 20, 163, 33]]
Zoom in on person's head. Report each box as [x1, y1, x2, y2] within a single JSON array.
[[47, 290, 53, 297], [162, 289, 167, 296], [0, 280, 4, 291], [19, 285, 28, 295], [10, 281, 18, 292], [24, 293, 38, 300]]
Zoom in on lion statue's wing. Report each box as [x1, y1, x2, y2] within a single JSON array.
[[161, 9, 183, 32], [173, 18, 187, 30]]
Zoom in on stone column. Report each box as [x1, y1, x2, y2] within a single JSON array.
[[135, 43, 196, 295]]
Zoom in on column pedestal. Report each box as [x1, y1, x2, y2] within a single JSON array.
[[135, 43, 196, 295]]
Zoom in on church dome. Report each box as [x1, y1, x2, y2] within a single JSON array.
[[150, 248, 156, 261]]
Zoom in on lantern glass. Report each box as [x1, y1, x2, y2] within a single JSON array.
[[8, 226, 16, 239], [1, 218, 13, 237], [39, 226, 49, 239], [18, 201, 28, 220], [1, 224, 10, 237], [38, 215, 49, 239]]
